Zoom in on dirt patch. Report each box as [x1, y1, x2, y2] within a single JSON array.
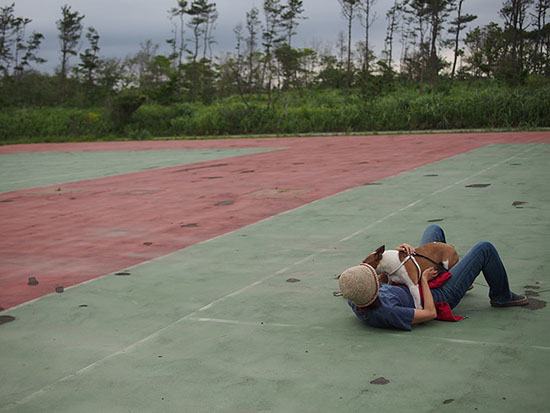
[[0, 315, 15, 325], [216, 200, 234, 206], [523, 298, 547, 311], [465, 184, 491, 188], [174, 163, 228, 173], [370, 377, 390, 385], [512, 201, 527, 207]]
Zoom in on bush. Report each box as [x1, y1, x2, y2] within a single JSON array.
[[1, 82, 549, 143], [105, 90, 146, 128], [0, 107, 110, 142]]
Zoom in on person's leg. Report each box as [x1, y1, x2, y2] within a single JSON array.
[[431, 241, 524, 308], [419, 224, 446, 246]]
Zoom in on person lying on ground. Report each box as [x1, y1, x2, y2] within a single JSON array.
[[338, 225, 529, 331]]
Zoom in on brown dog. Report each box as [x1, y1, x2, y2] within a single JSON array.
[[362, 242, 459, 309]]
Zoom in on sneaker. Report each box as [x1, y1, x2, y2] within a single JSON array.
[[491, 292, 529, 307]]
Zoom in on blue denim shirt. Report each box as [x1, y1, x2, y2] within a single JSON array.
[[349, 284, 416, 331]]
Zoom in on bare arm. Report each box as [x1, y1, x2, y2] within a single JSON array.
[[412, 268, 438, 324]]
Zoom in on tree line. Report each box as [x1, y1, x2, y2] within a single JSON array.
[[0, 0, 549, 110]]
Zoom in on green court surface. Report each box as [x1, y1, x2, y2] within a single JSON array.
[[0, 148, 273, 193], [1, 143, 549, 412]]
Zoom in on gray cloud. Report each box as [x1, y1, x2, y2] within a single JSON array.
[[10, 0, 504, 73]]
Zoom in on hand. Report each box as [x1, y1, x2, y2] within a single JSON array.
[[422, 267, 438, 282], [397, 243, 416, 255]]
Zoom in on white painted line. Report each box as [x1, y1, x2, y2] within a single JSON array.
[[388, 333, 550, 351], [186, 317, 293, 328]]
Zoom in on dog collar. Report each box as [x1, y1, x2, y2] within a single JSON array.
[[387, 254, 422, 281]]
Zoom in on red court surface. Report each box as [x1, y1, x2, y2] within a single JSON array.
[[1, 132, 549, 310]]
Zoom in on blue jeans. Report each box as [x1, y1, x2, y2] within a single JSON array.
[[419, 225, 513, 308]]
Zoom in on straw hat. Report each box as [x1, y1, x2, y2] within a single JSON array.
[[338, 263, 380, 307]]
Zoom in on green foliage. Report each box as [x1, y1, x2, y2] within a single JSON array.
[[105, 90, 146, 128], [1, 82, 550, 143], [0, 107, 109, 142]]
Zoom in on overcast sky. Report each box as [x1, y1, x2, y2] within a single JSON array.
[[10, 0, 505, 73]]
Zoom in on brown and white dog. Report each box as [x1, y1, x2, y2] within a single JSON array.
[[362, 242, 459, 309]]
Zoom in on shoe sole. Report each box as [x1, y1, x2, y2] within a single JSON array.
[[490, 298, 529, 307]]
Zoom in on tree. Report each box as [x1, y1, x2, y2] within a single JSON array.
[[447, 0, 477, 82], [531, 0, 550, 74], [57, 4, 85, 81], [275, 0, 307, 87], [186, 0, 217, 62], [280, 0, 306, 48], [411, 0, 455, 83], [403, 0, 429, 90], [0, 3, 44, 79], [338, 0, 360, 88], [187, 1, 207, 62], [274, 43, 314, 89], [185, 0, 218, 101], [167, 0, 188, 71], [95, 57, 123, 97], [500, 0, 534, 82], [78, 26, 100, 103], [16, 31, 45, 78], [12, 16, 31, 76], [262, 0, 284, 105], [125, 40, 159, 89], [316, 53, 347, 88], [245, 7, 261, 93], [383, 0, 401, 73], [464, 23, 506, 78], [201, 1, 218, 60], [232, 22, 248, 99], [0, 3, 16, 77], [398, 5, 415, 69], [358, 0, 377, 81]]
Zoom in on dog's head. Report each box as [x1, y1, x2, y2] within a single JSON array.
[[362, 245, 385, 268]]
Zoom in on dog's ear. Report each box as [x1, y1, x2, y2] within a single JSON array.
[[375, 245, 385, 259]]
